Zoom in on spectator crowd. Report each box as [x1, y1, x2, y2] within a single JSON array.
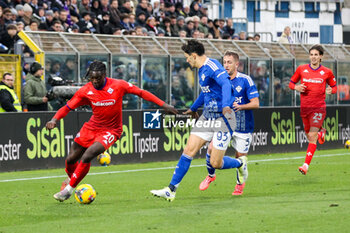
[[0, 0, 261, 53]]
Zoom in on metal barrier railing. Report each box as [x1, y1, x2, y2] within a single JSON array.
[[16, 31, 350, 109]]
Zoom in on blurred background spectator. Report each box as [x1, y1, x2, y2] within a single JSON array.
[[278, 26, 293, 44], [0, 73, 22, 112], [23, 62, 48, 111], [0, 0, 252, 43], [254, 33, 260, 41], [0, 24, 18, 53]]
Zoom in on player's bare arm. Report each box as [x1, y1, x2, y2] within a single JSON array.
[[294, 83, 307, 93], [222, 106, 232, 115], [326, 85, 337, 95], [162, 102, 178, 114], [184, 92, 203, 119], [233, 97, 259, 112], [45, 104, 72, 130], [183, 109, 199, 119], [46, 118, 58, 129], [125, 81, 178, 114], [222, 106, 235, 122]]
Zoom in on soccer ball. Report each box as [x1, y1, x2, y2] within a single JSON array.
[[345, 140, 350, 149], [74, 184, 96, 204], [97, 151, 111, 166]]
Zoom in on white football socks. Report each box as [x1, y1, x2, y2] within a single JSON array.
[[65, 185, 74, 194]]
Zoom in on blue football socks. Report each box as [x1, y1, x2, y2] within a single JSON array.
[[206, 153, 216, 177], [169, 154, 193, 192], [221, 156, 242, 169]]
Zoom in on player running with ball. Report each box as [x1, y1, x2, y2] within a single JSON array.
[[46, 61, 177, 202], [289, 44, 337, 175], [150, 40, 247, 202], [199, 50, 259, 195]]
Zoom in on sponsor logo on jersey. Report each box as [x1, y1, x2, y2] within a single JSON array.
[[201, 85, 210, 93], [320, 70, 325, 75], [303, 78, 323, 84], [87, 91, 94, 95], [303, 69, 309, 73], [91, 99, 116, 106], [236, 86, 242, 93], [201, 74, 205, 81], [143, 110, 161, 129], [235, 96, 243, 103], [107, 88, 114, 94]]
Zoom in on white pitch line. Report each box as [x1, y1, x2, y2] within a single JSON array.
[[0, 152, 348, 183]]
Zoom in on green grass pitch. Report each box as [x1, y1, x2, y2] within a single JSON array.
[[0, 148, 349, 233]]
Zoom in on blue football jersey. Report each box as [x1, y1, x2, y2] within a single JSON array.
[[190, 58, 231, 119], [231, 72, 259, 133]]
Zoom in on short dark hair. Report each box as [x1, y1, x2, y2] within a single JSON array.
[[52, 20, 62, 26], [6, 24, 17, 31], [29, 20, 38, 25], [3, 8, 12, 15], [89, 60, 106, 73], [81, 12, 91, 18], [181, 39, 205, 56], [120, 13, 129, 21], [59, 9, 69, 14], [222, 33, 231, 39], [2, 73, 12, 80], [309, 44, 324, 56], [175, 2, 183, 9], [224, 50, 239, 61], [86, 61, 106, 79], [163, 17, 171, 24]]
